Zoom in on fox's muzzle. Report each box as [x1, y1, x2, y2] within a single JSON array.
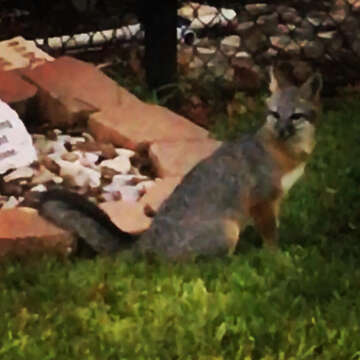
[[276, 120, 295, 140]]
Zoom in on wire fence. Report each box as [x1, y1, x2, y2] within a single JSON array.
[[175, 0, 360, 92], [1, 0, 360, 91], [0, 1, 141, 53]]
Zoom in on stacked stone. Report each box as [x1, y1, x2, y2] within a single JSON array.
[[181, 1, 360, 86]]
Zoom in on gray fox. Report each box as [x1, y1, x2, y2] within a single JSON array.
[[35, 67, 322, 260]]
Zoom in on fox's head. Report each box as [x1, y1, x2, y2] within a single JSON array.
[[263, 66, 323, 156]]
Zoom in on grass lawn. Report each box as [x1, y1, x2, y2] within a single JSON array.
[[0, 92, 360, 359]]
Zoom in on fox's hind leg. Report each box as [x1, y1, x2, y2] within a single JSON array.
[[220, 219, 241, 254], [187, 219, 241, 258], [251, 202, 278, 249]]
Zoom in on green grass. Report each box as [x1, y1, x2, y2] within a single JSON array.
[[1, 94, 360, 359]]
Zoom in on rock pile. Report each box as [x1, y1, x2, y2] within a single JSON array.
[[179, 1, 360, 87], [0, 129, 156, 211]]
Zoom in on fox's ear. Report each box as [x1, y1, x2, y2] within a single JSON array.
[[299, 73, 323, 100], [269, 66, 279, 93], [268, 66, 290, 93]]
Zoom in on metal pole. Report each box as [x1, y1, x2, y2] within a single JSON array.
[[140, 0, 178, 90]]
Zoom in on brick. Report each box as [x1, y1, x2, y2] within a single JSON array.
[[149, 138, 221, 177], [0, 207, 74, 257], [20, 56, 141, 127], [0, 36, 54, 72], [0, 70, 37, 117], [140, 177, 182, 213], [88, 103, 209, 150], [100, 201, 152, 234]]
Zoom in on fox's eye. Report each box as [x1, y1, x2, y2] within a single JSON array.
[[291, 113, 305, 121], [268, 111, 280, 119]]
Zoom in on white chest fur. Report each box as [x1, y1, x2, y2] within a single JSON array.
[[281, 163, 305, 194]]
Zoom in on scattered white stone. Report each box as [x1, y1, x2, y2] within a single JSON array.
[[6, 124, 155, 206], [35, 139, 68, 157], [103, 174, 147, 191], [103, 174, 145, 191], [4, 166, 35, 182], [76, 151, 100, 169], [57, 159, 101, 188], [100, 155, 131, 174], [57, 135, 72, 144], [30, 184, 47, 192], [115, 148, 136, 158], [2, 196, 23, 209], [102, 175, 150, 202], [52, 140, 69, 155], [47, 152, 63, 162], [31, 166, 59, 185], [53, 176, 63, 184], [69, 136, 86, 145], [118, 186, 143, 202], [61, 152, 80, 162], [136, 180, 156, 192]]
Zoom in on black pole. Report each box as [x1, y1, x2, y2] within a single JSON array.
[[140, 0, 178, 90]]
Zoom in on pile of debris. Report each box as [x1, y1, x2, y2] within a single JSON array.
[[0, 129, 156, 210]]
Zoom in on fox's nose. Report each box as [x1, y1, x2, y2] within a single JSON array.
[[277, 122, 295, 140]]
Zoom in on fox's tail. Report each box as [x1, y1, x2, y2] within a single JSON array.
[[34, 189, 136, 256]]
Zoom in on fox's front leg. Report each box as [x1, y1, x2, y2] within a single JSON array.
[[251, 201, 279, 249]]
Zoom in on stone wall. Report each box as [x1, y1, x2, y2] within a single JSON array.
[[179, 0, 360, 88]]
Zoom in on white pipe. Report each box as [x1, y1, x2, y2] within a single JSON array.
[[34, 9, 236, 51]]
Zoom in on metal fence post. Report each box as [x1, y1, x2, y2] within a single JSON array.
[[140, 0, 178, 90]]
